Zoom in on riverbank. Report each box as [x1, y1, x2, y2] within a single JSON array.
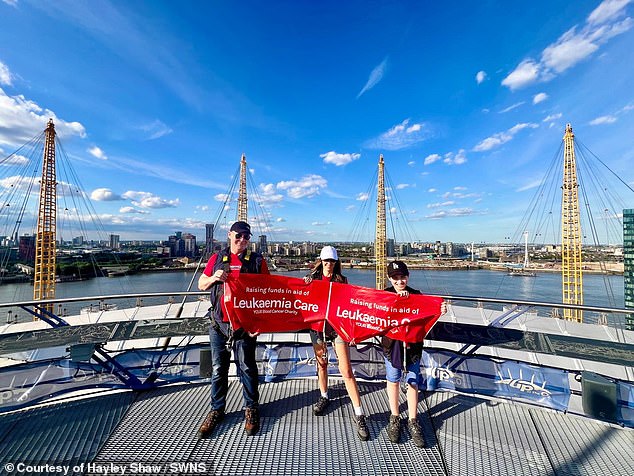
[[341, 259, 624, 275]]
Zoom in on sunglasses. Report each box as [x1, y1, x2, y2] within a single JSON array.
[[234, 232, 251, 240]]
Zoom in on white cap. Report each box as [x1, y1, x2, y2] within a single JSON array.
[[320, 245, 338, 261]]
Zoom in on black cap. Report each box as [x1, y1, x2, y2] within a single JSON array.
[[387, 260, 409, 278], [229, 221, 251, 234]]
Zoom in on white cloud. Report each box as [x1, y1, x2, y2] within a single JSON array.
[[320, 151, 361, 166], [90, 188, 122, 201], [0, 88, 86, 147], [476, 70, 487, 84], [256, 183, 284, 205], [502, 60, 541, 90], [276, 174, 327, 199], [516, 179, 543, 192], [356, 192, 369, 201], [311, 221, 332, 226], [0, 152, 28, 166], [533, 92, 549, 104], [543, 113, 563, 122], [499, 102, 525, 113], [0, 61, 13, 86], [443, 149, 467, 165], [396, 183, 413, 190], [88, 146, 108, 160], [427, 188, 437, 193], [588, 0, 632, 25], [122, 190, 179, 208], [119, 206, 149, 214], [426, 208, 476, 219], [357, 57, 389, 99], [364, 119, 430, 150], [214, 193, 230, 202], [589, 115, 617, 125], [138, 119, 173, 140], [427, 201, 456, 208], [407, 160, 415, 167], [424, 153, 441, 165], [2, 0, 18, 7], [502, 1, 633, 90], [541, 27, 600, 73], [473, 123, 539, 152], [0, 175, 34, 193]]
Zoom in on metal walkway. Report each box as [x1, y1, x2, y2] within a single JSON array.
[[1, 379, 632, 476]]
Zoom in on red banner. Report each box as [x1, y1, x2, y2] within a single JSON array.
[[222, 273, 328, 333], [324, 281, 443, 344], [222, 274, 442, 343]]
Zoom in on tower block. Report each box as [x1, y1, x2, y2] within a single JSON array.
[[33, 119, 57, 315], [561, 124, 583, 322]]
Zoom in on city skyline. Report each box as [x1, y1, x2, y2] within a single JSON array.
[[1, 1, 633, 244]]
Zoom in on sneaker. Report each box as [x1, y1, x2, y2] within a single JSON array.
[[387, 415, 401, 443], [197, 410, 224, 438], [244, 407, 260, 436], [313, 397, 330, 416], [355, 414, 370, 441], [408, 418, 425, 447]]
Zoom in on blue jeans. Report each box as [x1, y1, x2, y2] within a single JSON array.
[[209, 325, 259, 411]]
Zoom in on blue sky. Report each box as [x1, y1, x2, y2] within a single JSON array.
[[0, 0, 633, 244]]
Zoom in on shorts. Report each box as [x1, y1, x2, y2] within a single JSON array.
[[384, 355, 422, 387], [309, 329, 345, 346]]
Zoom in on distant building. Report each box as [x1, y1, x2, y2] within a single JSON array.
[[109, 234, 120, 250], [205, 224, 215, 259], [397, 243, 411, 256], [183, 233, 197, 257], [258, 235, 267, 254], [73, 236, 85, 246], [624, 209, 634, 330], [168, 232, 185, 257], [387, 238, 395, 257], [18, 235, 35, 263]]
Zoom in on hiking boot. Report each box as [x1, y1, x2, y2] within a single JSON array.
[[387, 415, 401, 443], [313, 397, 330, 416], [408, 418, 425, 447], [244, 407, 260, 436], [197, 410, 224, 438], [355, 414, 370, 441]]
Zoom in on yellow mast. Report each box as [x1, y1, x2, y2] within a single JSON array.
[[237, 153, 248, 222], [561, 123, 583, 322], [375, 154, 387, 290], [33, 119, 57, 315]]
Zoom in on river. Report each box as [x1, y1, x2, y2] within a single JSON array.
[[0, 268, 624, 324]]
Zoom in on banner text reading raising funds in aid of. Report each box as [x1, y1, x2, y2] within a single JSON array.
[[223, 274, 443, 344]]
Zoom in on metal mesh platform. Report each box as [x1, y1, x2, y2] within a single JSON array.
[[1, 379, 633, 476]]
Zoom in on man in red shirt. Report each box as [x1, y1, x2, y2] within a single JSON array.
[[196, 221, 269, 438]]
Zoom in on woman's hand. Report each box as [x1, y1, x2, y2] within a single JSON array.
[[304, 276, 313, 284]]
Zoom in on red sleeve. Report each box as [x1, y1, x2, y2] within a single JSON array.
[[260, 258, 270, 274], [202, 254, 217, 276]]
